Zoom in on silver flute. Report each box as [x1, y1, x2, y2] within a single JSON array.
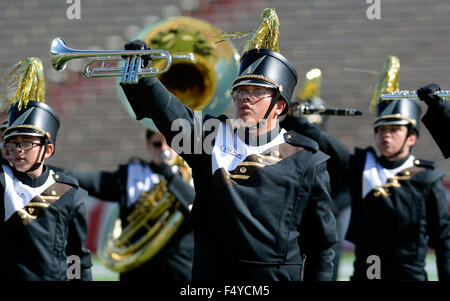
[[380, 90, 450, 100]]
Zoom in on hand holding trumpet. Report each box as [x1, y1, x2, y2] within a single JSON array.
[[123, 40, 152, 68]]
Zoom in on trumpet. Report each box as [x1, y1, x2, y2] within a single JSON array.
[[380, 90, 450, 100], [50, 37, 195, 84], [292, 104, 363, 117]]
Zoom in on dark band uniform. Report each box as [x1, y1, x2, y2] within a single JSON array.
[[0, 166, 92, 280], [71, 158, 195, 281], [293, 99, 450, 280], [0, 101, 92, 281], [120, 48, 337, 281]]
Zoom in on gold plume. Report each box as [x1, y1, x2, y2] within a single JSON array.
[[216, 8, 280, 54], [298, 68, 322, 101], [1, 57, 46, 111], [370, 56, 400, 114]]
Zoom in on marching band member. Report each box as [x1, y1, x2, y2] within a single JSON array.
[[291, 57, 450, 280], [70, 129, 195, 281], [417, 83, 450, 159], [120, 8, 337, 281], [0, 58, 92, 280]]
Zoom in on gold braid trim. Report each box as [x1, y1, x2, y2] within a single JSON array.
[[233, 74, 283, 92], [4, 125, 51, 138], [373, 114, 417, 126]]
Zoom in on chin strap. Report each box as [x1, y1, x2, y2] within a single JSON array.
[[383, 126, 415, 160], [246, 90, 282, 132], [25, 140, 48, 173]]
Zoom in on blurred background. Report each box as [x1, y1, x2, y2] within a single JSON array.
[[0, 0, 449, 280]]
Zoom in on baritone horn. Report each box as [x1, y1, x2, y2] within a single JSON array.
[[380, 90, 450, 100], [50, 37, 194, 83]]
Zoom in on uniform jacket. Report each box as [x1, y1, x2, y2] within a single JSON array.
[[294, 120, 450, 280], [120, 77, 338, 281], [421, 100, 450, 158], [0, 164, 92, 281], [281, 114, 351, 215], [70, 159, 195, 281]]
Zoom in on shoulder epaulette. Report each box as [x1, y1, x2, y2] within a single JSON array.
[[52, 171, 78, 187], [412, 158, 436, 169], [284, 131, 319, 153]]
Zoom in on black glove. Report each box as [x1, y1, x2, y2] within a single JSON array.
[[123, 39, 152, 68], [417, 83, 444, 108], [150, 161, 174, 181]]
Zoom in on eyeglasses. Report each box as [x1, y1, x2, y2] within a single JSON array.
[[4, 141, 42, 152], [231, 89, 273, 101], [151, 141, 163, 148]]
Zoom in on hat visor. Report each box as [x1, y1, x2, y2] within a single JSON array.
[[373, 118, 410, 129], [232, 79, 277, 90], [3, 129, 46, 141]]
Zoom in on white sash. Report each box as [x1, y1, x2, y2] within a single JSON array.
[[3, 164, 56, 222], [362, 152, 415, 198], [126, 163, 160, 208], [211, 122, 287, 174]]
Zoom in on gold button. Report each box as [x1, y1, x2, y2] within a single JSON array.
[[54, 174, 60, 180], [239, 167, 247, 173], [51, 190, 57, 196], [286, 134, 292, 140], [403, 171, 411, 176], [414, 160, 420, 165]]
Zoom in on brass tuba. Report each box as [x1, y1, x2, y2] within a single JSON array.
[[98, 17, 239, 273], [97, 156, 192, 273]]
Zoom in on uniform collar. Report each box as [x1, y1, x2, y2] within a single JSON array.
[[13, 164, 50, 187], [378, 154, 411, 169], [237, 123, 281, 146]]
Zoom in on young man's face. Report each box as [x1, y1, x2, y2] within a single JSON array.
[[232, 85, 285, 129], [146, 133, 177, 164], [375, 124, 416, 160], [5, 135, 53, 174]]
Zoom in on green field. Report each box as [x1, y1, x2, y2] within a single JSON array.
[[91, 251, 439, 281]]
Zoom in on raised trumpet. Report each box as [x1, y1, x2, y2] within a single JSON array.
[[50, 37, 195, 84], [293, 104, 363, 117], [380, 90, 450, 100]]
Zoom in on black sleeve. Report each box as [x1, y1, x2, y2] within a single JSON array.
[[120, 78, 204, 168], [421, 101, 450, 159], [281, 115, 351, 175], [167, 173, 195, 216], [299, 161, 338, 281], [70, 169, 122, 202], [281, 115, 352, 213], [65, 188, 92, 281], [426, 177, 450, 280]]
